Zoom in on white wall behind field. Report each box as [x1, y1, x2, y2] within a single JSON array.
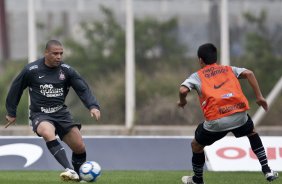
[[3, 0, 282, 60]]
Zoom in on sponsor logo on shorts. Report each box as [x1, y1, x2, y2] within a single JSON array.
[[41, 105, 63, 113]]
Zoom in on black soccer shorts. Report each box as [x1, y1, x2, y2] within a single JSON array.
[[195, 114, 254, 146], [30, 109, 81, 140]]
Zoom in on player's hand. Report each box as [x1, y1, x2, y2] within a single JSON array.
[[90, 108, 101, 121], [177, 99, 187, 108], [5, 115, 16, 128], [256, 97, 268, 111]]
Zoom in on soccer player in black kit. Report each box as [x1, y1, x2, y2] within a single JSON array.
[[5, 40, 101, 181]]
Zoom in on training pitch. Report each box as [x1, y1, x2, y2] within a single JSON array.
[[0, 170, 280, 184]]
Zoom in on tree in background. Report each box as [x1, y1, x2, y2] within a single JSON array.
[[61, 6, 189, 125], [238, 10, 282, 125], [135, 17, 187, 66], [65, 7, 125, 76], [243, 10, 282, 95]]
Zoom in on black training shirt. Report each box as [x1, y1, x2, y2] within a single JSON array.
[[6, 58, 100, 117]]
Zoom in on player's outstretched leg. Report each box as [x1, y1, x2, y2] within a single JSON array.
[[248, 133, 279, 182], [60, 168, 79, 181]]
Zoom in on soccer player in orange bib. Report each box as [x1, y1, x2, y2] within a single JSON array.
[[178, 43, 278, 184]]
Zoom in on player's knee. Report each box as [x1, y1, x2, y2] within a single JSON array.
[[73, 142, 86, 153], [247, 132, 258, 137], [37, 121, 56, 140], [247, 128, 258, 137], [38, 129, 56, 141], [191, 139, 204, 153]]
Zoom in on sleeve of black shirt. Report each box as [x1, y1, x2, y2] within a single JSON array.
[[6, 67, 29, 117], [69, 68, 100, 110]]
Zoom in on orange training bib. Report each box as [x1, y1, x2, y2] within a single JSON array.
[[197, 64, 249, 120]]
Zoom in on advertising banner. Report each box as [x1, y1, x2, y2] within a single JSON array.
[[205, 136, 282, 171], [0, 136, 193, 170]]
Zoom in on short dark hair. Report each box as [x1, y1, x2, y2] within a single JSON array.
[[45, 40, 62, 50], [197, 43, 217, 64]]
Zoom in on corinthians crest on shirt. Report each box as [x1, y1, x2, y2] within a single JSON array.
[[59, 70, 65, 80]]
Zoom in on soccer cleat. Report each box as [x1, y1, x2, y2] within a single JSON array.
[[60, 168, 79, 181], [265, 170, 279, 182], [182, 176, 204, 184]]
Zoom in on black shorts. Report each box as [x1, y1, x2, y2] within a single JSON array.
[[195, 114, 254, 146], [30, 109, 81, 140]]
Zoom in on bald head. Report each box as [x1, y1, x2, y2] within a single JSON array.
[[45, 40, 62, 50]]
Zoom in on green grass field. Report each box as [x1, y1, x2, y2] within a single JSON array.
[[0, 170, 280, 184]]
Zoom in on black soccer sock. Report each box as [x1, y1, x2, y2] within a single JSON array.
[[46, 139, 73, 170], [72, 152, 87, 175], [248, 133, 271, 173], [192, 152, 205, 183]]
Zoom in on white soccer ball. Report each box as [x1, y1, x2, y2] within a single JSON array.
[[79, 161, 101, 182]]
